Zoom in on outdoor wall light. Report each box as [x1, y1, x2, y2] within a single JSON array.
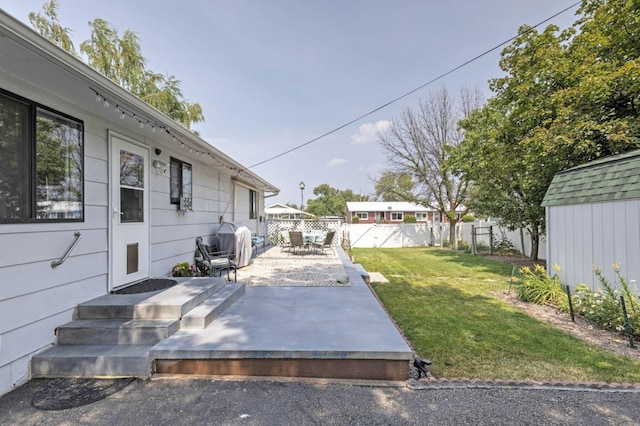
[[153, 160, 167, 174]]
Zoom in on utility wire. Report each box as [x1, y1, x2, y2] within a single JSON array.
[[247, 1, 581, 170]]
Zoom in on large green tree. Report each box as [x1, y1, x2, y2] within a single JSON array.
[[29, 1, 204, 130], [305, 184, 368, 217], [451, 0, 640, 260]]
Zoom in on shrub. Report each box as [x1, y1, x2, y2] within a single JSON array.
[[352, 216, 360, 223], [456, 241, 472, 253], [404, 215, 417, 223], [572, 264, 640, 337], [461, 215, 475, 222], [516, 264, 565, 306]]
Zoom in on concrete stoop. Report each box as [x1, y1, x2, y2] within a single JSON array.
[[31, 277, 245, 379]]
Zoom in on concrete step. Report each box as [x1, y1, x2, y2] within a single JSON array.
[[76, 277, 227, 320], [181, 282, 246, 329], [56, 319, 181, 345], [31, 344, 153, 378]]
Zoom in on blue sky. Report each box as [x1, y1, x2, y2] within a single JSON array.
[[1, 0, 580, 206]]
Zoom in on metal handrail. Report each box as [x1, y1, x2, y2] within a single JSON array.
[[51, 231, 81, 268]]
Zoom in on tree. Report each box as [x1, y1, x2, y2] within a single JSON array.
[[28, 0, 76, 55], [29, 1, 204, 130], [373, 171, 414, 201], [452, 25, 571, 260], [305, 184, 368, 217], [378, 87, 482, 245], [451, 0, 640, 261]]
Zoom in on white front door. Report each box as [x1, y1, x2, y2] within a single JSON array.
[[110, 133, 150, 290]]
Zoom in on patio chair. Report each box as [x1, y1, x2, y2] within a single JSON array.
[[313, 230, 335, 255], [288, 231, 307, 256], [280, 230, 292, 253], [195, 236, 237, 281]]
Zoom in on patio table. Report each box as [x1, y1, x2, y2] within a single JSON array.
[[303, 232, 325, 253]]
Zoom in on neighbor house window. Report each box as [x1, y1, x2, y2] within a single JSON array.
[[416, 212, 428, 221], [391, 212, 403, 221], [356, 212, 368, 220], [249, 189, 257, 219], [0, 89, 84, 222], [170, 157, 192, 208], [433, 212, 441, 223]]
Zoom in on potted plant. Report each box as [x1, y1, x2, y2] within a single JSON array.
[[171, 262, 197, 277]]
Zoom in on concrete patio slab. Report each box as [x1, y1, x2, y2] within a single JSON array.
[[150, 247, 413, 379]]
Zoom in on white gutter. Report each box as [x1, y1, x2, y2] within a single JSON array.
[[0, 9, 279, 194]]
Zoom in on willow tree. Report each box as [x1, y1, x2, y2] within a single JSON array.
[[29, 1, 204, 130], [377, 87, 481, 246]]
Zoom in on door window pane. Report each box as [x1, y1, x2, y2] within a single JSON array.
[[120, 188, 143, 222], [120, 149, 144, 223], [120, 150, 144, 188]]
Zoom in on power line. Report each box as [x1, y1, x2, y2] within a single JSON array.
[[247, 1, 581, 170]]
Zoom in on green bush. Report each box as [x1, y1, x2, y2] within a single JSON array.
[[404, 215, 417, 223], [352, 216, 360, 223], [516, 264, 566, 306], [461, 215, 475, 222], [456, 241, 472, 253], [572, 264, 639, 337]]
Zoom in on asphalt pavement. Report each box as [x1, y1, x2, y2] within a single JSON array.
[[1, 378, 640, 425]]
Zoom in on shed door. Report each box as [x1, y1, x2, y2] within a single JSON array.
[[110, 134, 150, 290]]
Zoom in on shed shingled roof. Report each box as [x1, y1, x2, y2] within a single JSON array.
[[542, 150, 640, 207]]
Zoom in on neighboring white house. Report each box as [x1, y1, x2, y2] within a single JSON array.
[[0, 11, 278, 396], [265, 203, 314, 220], [542, 150, 640, 291]]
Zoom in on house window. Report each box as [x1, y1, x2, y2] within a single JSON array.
[[356, 212, 368, 220], [433, 212, 441, 223], [249, 189, 257, 219], [170, 157, 192, 209], [391, 212, 403, 221], [416, 212, 428, 221], [0, 89, 84, 222]]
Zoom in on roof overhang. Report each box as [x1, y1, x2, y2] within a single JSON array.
[[0, 9, 279, 194]]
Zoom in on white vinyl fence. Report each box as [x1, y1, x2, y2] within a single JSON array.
[[265, 219, 545, 259], [342, 221, 545, 259]]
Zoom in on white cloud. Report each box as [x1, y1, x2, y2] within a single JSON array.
[[351, 120, 392, 144], [327, 158, 348, 167]]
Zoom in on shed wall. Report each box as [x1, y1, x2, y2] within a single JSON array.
[[546, 200, 640, 292]]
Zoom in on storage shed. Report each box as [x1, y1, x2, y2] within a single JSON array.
[[542, 150, 640, 291]]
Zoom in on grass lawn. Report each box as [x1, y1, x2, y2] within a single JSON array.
[[353, 247, 640, 383]]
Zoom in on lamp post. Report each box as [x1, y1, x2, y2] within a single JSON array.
[[299, 181, 305, 210]]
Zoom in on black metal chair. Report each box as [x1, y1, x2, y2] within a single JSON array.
[[313, 230, 335, 255], [195, 236, 237, 281], [288, 231, 307, 256]]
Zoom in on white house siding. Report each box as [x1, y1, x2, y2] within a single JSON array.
[[231, 182, 261, 234], [0, 77, 111, 395], [546, 200, 640, 291], [0, 75, 266, 396]]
